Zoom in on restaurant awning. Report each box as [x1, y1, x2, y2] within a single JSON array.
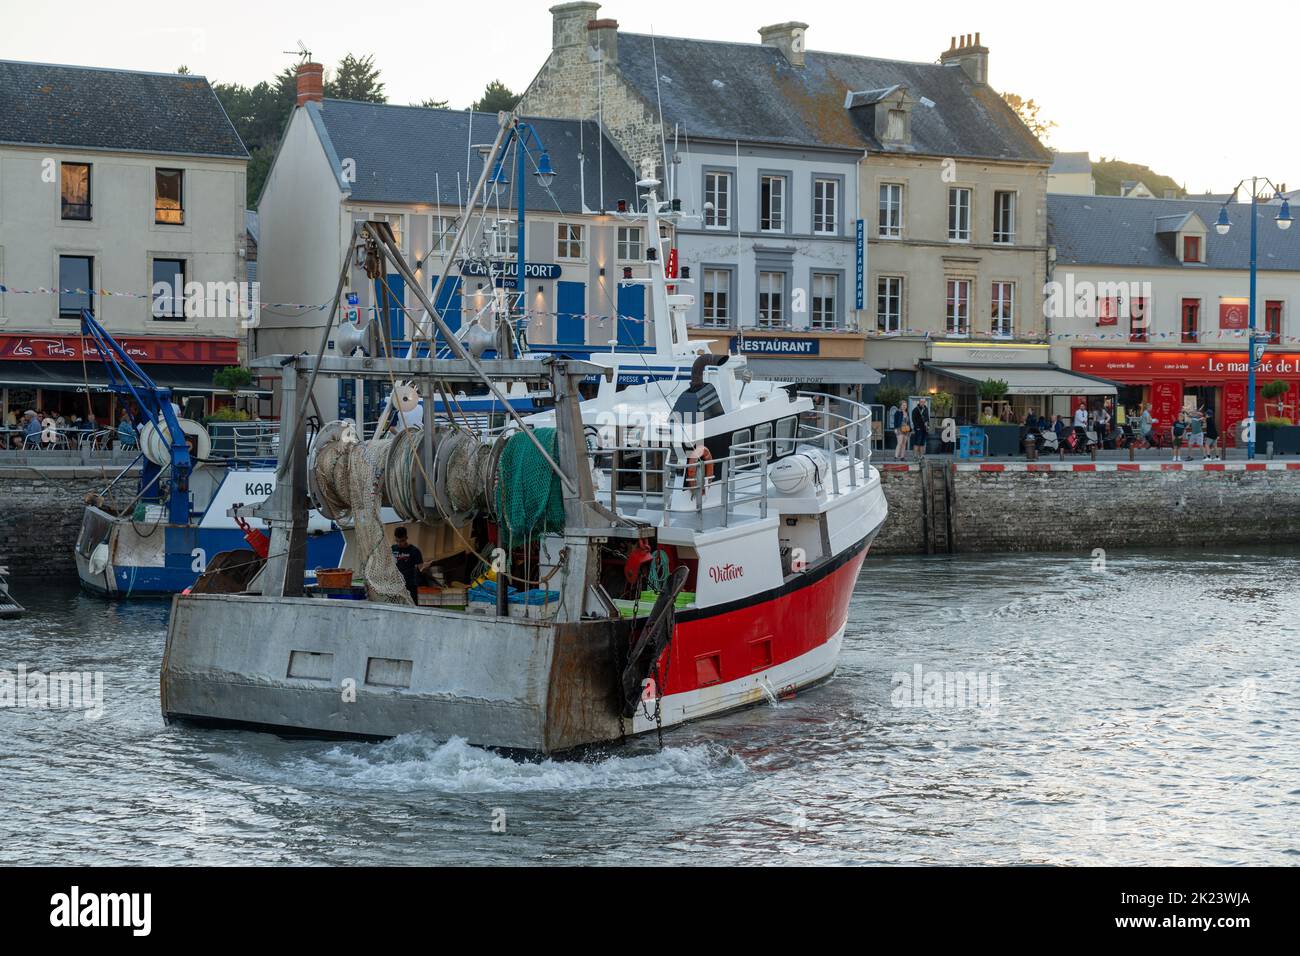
[[745, 358, 884, 386], [0, 361, 271, 395], [927, 364, 1118, 396]]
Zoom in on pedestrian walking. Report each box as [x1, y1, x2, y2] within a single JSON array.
[[1204, 405, 1220, 460], [910, 398, 930, 461], [891, 403, 909, 461], [1139, 404, 1155, 448], [1171, 411, 1188, 461], [1187, 408, 1206, 460]]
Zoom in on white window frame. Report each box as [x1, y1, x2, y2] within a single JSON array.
[[813, 178, 838, 235], [946, 278, 972, 336], [701, 268, 731, 328], [877, 275, 903, 333], [371, 212, 405, 253], [993, 191, 1016, 245], [556, 222, 585, 260], [704, 171, 731, 229], [948, 187, 972, 243], [430, 215, 459, 256], [878, 183, 903, 239], [810, 272, 838, 330], [616, 226, 643, 262], [760, 175, 786, 233], [991, 281, 1015, 338], [758, 271, 785, 327]]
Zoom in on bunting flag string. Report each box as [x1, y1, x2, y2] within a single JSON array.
[[4, 285, 1298, 343]]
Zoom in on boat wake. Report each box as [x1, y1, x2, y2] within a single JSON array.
[[238, 734, 748, 794]]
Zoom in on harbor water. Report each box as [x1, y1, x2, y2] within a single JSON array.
[[2, 548, 1296, 866]]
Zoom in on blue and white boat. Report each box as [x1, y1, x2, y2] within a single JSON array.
[[71, 312, 344, 598]]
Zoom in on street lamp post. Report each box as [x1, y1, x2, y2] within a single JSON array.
[[1215, 178, 1293, 459], [488, 119, 555, 358]]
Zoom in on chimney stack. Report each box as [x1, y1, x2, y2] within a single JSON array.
[[759, 21, 809, 68], [296, 61, 324, 107], [549, 1, 602, 50], [588, 17, 619, 63], [939, 32, 989, 85]]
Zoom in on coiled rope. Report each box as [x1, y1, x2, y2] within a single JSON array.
[[311, 433, 410, 606]]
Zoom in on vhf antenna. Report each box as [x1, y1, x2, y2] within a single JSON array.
[[283, 40, 311, 64]]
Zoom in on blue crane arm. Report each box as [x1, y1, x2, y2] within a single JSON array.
[[80, 309, 192, 521]]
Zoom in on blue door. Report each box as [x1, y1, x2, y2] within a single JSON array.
[[433, 276, 462, 350], [374, 274, 405, 345], [616, 284, 645, 347], [557, 281, 586, 345]]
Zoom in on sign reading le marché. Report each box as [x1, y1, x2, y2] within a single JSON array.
[[730, 335, 820, 356]]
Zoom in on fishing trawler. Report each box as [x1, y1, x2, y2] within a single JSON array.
[[0, 564, 24, 620], [160, 112, 886, 752], [72, 314, 345, 598]]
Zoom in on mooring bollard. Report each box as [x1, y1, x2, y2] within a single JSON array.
[[1128, 444, 1135, 462]]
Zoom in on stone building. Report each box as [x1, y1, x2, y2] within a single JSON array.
[[522, 6, 1062, 406], [256, 65, 641, 418], [1048, 192, 1300, 437], [0, 59, 250, 424]]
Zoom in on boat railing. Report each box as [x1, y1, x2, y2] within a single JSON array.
[[593, 443, 770, 529], [206, 420, 280, 462], [794, 392, 875, 497]]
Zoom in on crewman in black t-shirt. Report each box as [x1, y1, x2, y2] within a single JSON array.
[[391, 527, 424, 603]]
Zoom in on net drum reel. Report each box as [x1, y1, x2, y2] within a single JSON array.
[[307, 420, 361, 521], [139, 418, 212, 466]]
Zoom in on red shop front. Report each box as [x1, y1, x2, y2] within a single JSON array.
[[1072, 349, 1300, 444], [0, 333, 246, 424]]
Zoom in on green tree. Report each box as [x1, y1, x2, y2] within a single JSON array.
[[1001, 92, 1056, 144], [213, 54, 387, 203], [326, 53, 386, 103], [413, 97, 449, 109], [471, 79, 520, 113], [177, 64, 191, 75]]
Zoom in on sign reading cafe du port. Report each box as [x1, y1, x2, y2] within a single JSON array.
[[458, 260, 562, 287], [729, 334, 821, 356]]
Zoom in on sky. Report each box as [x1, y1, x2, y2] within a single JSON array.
[[3, 0, 1295, 194]]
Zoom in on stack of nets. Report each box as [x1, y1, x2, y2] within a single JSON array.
[[312, 434, 411, 606], [494, 428, 566, 552]]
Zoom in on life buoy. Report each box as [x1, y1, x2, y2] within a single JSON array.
[[683, 444, 715, 489]]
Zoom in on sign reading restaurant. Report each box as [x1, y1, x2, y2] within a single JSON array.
[[729, 335, 821, 356]]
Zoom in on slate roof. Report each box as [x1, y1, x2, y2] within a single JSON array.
[[1049, 151, 1091, 174], [310, 99, 638, 213], [613, 33, 1050, 163], [0, 59, 247, 159], [1049, 194, 1300, 271]]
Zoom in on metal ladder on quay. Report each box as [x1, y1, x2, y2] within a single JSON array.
[[920, 460, 955, 555]]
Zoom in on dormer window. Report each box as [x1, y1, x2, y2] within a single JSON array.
[[886, 109, 907, 142], [1184, 235, 1201, 263]]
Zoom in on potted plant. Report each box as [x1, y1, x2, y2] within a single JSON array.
[[1256, 380, 1300, 453], [928, 391, 954, 453], [204, 405, 254, 458], [213, 366, 254, 392], [975, 378, 1020, 456], [875, 385, 907, 440]]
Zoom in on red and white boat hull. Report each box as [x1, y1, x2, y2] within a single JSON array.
[[630, 530, 874, 734]]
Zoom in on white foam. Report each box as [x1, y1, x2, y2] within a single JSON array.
[[270, 734, 747, 794]]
